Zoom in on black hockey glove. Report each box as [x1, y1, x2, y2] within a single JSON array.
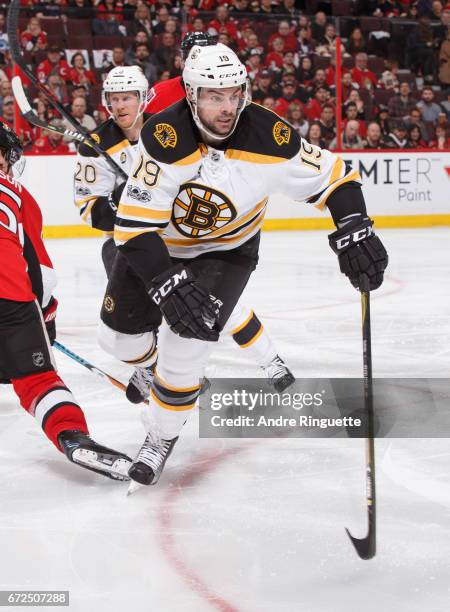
[[108, 181, 126, 212], [42, 296, 58, 345], [328, 217, 388, 291], [149, 264, 219, 342]]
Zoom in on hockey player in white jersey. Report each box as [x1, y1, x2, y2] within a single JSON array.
[[74, 63, 296, 404], [111, 44, 388, 488]]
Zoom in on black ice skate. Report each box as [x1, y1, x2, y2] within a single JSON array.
[[262, 355, 295, 393], [58, 430, 132, 481], [126, 364, 155, 404], [128, 433, 178, 487]]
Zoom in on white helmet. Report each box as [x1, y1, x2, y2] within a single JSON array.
[[102, 66, 149, 125], [183, 43, 249, 140]]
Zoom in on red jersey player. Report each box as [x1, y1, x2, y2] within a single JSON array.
[[0, 121, 132, 482]]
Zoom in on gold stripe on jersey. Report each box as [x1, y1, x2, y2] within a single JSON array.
[[75, 195, 97, 208], [151, 389, 196, 411], [164, 198, 267, 247], [118, 204, 172, 222], [114, 227, 157, 243], [173, 148, 203, 166], [314, 170, 361, 210], [231, 310, 254, 335], [106, 139, 129, 155], [81, 199, 97, 224], [225, 149, 290, 164], [329, 157, 344, 185]]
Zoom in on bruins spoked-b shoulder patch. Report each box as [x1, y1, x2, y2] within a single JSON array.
[[173, 183, 237, 238], [154, 123, 177, 149], [103, 294, 115, 313], [273, 121, 291, 146]]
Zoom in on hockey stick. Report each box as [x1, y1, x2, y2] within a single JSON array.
[[54, 341, 148, 405], [345, 275, 376, 560], [6, 0, 127, 181]]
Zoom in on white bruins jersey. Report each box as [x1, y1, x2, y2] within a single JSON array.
[[114, 101, 361, 258], [74, 117, 150, 230]]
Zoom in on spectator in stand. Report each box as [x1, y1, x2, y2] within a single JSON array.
[[345, 90, 366, 120], [429, 124, 449, 149], [37, 46, 70, 85], [386, 121, 409, 148], [47, 74, 69, 106], [307, 122, 326, 147], [438, 26, 450, 87], [260, 0, 279, 15], [346, 27, 367, 56], [279, 0, 298, 20], [208, 6, 238, 41], [249, 1, 261, 14], [69, 0, 95, 20], [343, 101, 367, 137], [275, 77, 304, 117], [351, 53, 377, 90], [153, 5, 170, 36], [305, 86, 331, 121], [125, 31, 150, 65], [168, 54, 183, 79], [298, 56, 314, 88], [20, 17, 48, 53], [94, 0, 125, 36], [0, 80, 12, 115], [31, 119, 70, 155], [286, 102, 309, 138], [315, 23, 336, 56], [341, 71, 354, 102], [1, 96, 15, 126], [265, 37, 285, 72], [318, 104, 336, 146], [230, 0, 250, 15], [376, 104, 392, 139], [135, 43, 158, 85], [100, 47, 128, 79], [407, 106, 429, 141], [309, 68, 328, 93], [65, 84, 95, 116], [329, 120, 364, 150], [407, 124, 428, 148], [252, 69, 279, 102], [378, 70, 399, 93], [435, 8, 450, 43], [373, 0, 405, 17], [262, 95, 276, 111], [363, 122, 386, 149], [417, 87, 443, 123], [246, 49, 264, 81], [311, 12, 327, 45], [282, 51, 299, 79], [387, 82, 418, 120], [268, 21, 297, 53], [406, 16, 435, 82], [63, 97, 96, 135], [297, 27, 315, 56], [240, 32, 264, 62], [150, 33, 177, 74], [69, 53, 96, 89], [431, 0, 444, 21], [128, 3, 153, 39]]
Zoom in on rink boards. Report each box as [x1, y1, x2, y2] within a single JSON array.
[[20, 150, 450, 238]]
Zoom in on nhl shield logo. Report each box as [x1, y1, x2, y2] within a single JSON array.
[[32, 352, 45, 368], [154, 123, 177, 149], [273, 121, 291, 146], [173, 183, 237, 238]]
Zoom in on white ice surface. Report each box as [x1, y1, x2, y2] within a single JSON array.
[[1, 229, 449, 612]]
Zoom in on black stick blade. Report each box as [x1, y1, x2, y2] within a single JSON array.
[[345, 527, 376, 560]]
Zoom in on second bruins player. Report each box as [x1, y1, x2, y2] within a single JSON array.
[[111, 43, 388, 488], [74, 62, 295, 405]]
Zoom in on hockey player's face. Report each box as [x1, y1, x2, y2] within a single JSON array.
[[109, 92, 141, 129], [197, 87, 243, 136], [0, 150, 10, 174]]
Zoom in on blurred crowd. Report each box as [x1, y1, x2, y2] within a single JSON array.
[[0, 0, 448, 152]]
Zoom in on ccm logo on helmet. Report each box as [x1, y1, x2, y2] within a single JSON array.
[[336, 226, 373, 251], [151, 269, 188, 305]]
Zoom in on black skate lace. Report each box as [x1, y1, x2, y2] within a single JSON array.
[[136, 433, 171, 472]]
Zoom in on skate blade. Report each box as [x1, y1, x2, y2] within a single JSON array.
[[127, 480, 144, 495], [72, 449, 131, 481]]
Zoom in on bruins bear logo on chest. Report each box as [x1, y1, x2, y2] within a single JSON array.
[[173, 183, 237, 238]]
